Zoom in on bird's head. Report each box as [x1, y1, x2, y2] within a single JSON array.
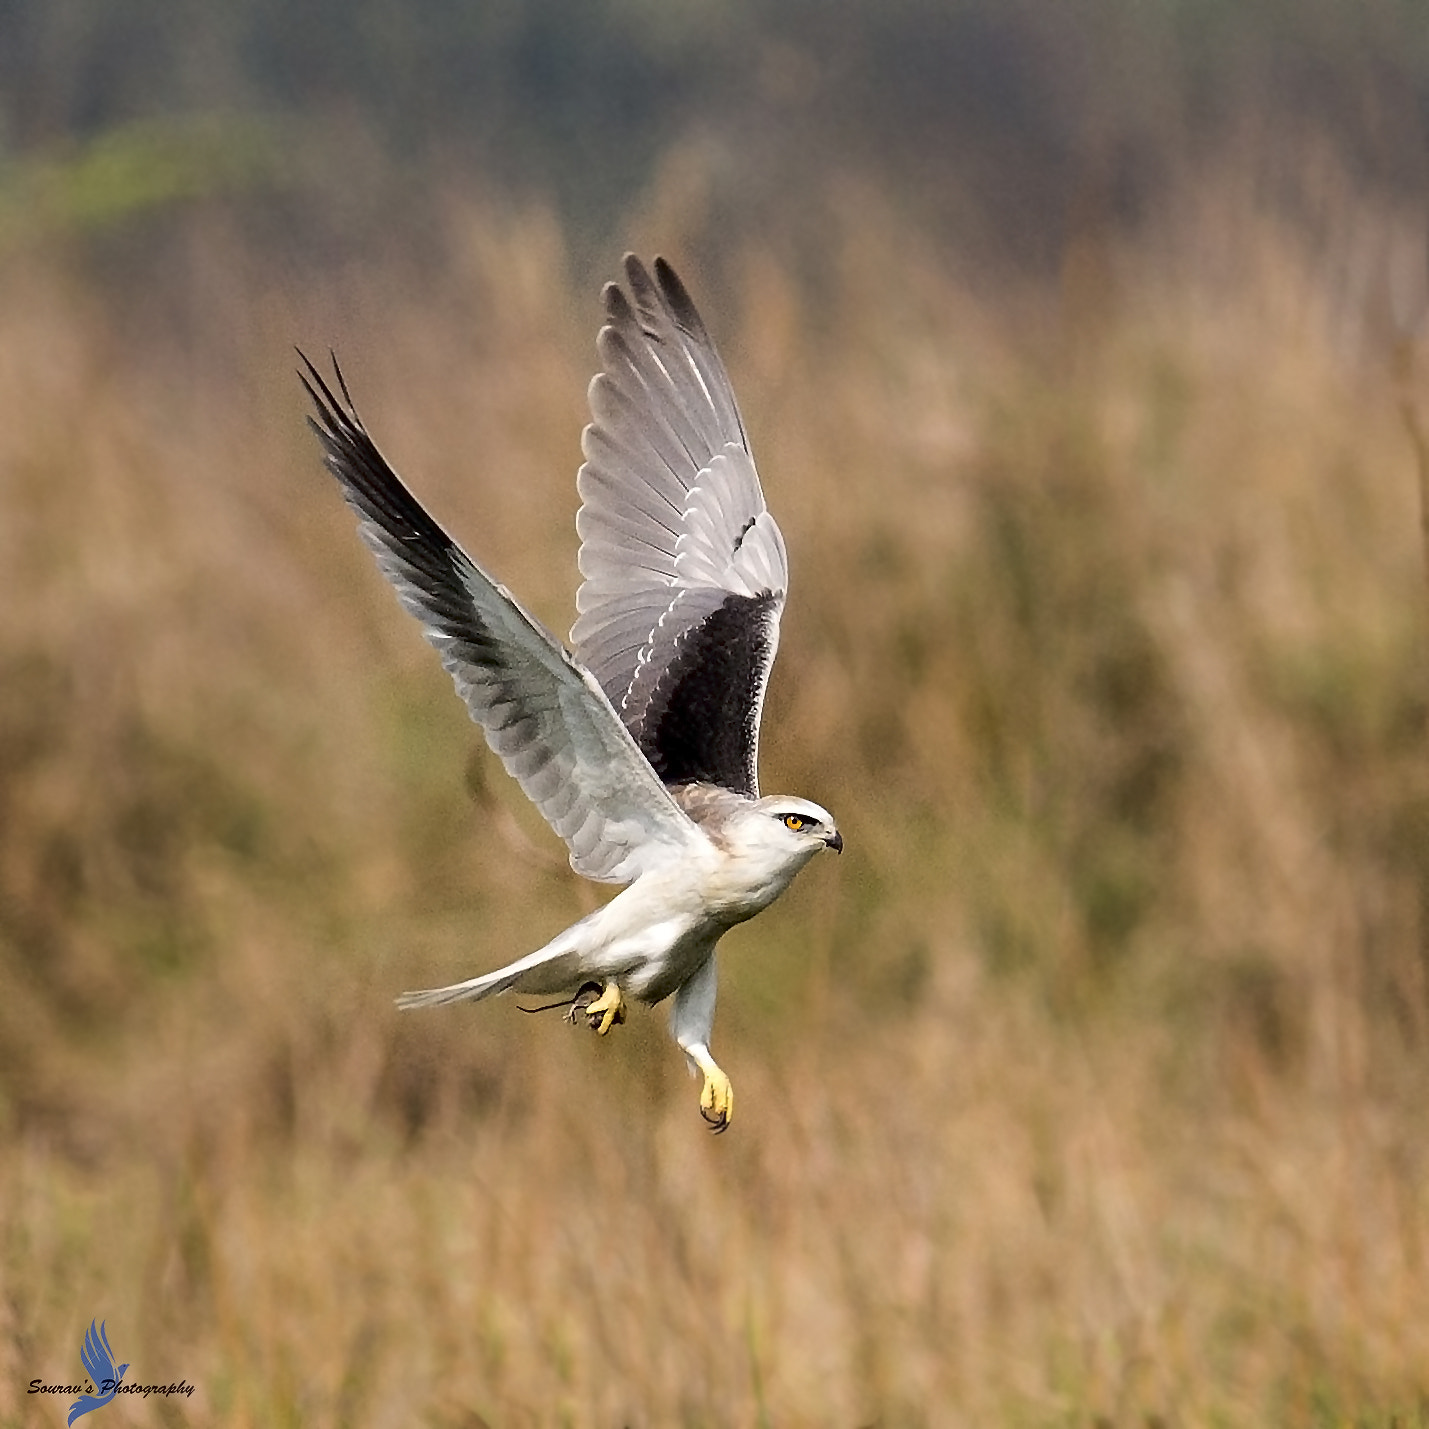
[[705, 793, 842, 913], [752, 795, 842, 860]]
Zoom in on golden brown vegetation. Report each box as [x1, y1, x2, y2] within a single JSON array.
[[3, 169, 1429, 1425]]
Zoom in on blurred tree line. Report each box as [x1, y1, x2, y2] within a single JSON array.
[[1, 0, 1426, 269]]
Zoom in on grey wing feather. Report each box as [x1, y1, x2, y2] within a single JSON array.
[[301, 355, 702, 884], [572, 255, 788, 798]]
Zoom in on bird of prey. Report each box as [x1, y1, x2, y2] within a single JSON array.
[[301, 255, 841, 1131], [68, 1320, 129, 1425]]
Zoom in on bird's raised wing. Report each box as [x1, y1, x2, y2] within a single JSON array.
[[77, 1321, 116, 1387], [572, 255, 788, 798], [301, 356, 704, 884]]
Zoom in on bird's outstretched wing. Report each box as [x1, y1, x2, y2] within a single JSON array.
[[572, 255, 788, 798], [301, 356, 704, 884]]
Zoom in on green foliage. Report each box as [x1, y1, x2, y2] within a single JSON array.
[[0, 114, 284, 247], [1, 0, 1426, 252]]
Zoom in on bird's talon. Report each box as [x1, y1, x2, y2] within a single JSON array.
[[571, 981, 626, 1036], [698, 1064, 733, 1131]]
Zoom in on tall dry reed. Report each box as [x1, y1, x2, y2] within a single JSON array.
[[2, 172, 1428, 1424]]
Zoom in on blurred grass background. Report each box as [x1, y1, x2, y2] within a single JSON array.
[[5, 1, 1429, 1423]]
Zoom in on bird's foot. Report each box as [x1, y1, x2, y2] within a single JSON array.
[[682, 1042, 734, 1132], [698, 1062, 734, 1134], [569, 980, 626, 1036]]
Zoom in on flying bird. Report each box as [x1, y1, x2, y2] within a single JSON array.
[[301, 255, 841, 1131], [68, 1320, 128, 1425]]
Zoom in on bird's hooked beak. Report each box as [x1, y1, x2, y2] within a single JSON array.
[[824, 828, 844, 854]]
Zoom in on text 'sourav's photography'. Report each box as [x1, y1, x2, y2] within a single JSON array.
[[27, 1320, 193, 1424]]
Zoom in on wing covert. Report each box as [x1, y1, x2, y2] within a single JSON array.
[[301, 355, 703, 884], [572, 255, 788, 798]]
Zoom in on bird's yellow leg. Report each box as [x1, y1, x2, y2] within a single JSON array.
[[580, 981, 627, 1036], [687, 1043, 734, 1132]]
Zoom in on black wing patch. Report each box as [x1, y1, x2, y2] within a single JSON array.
[[637, 591, 779, 797]]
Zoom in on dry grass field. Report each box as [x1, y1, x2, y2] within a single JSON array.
[[3, 167, 1429, 1425]]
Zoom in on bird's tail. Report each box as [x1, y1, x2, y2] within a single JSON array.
[[396, 966, 525, 1010], [395, 929, 587, 1011]]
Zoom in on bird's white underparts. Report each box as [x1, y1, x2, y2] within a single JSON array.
[[301, 255, 841, 1132]]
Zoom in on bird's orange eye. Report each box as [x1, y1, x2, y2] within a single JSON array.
[[783, 814, 807, 831]]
